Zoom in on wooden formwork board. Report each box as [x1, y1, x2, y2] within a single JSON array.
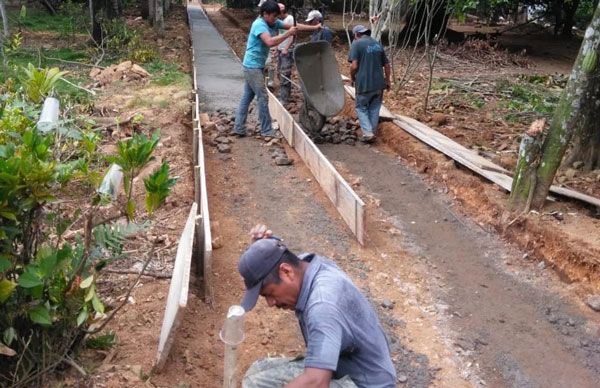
[[267, 90, 365, 244], [155, 203, 197, 370]]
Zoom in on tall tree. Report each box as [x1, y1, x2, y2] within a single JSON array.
[[0, 0, 8, 43], [525, 4, 600, 208]]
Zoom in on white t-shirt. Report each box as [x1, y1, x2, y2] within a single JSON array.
[[278, 14, 294, 51]]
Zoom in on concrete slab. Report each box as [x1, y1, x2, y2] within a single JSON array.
[[188, 6, 243, 111]]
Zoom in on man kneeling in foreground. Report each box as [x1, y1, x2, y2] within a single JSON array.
[[239, 225, 397, 387]]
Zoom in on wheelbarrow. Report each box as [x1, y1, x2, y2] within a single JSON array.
[[293, 41, 345, 135]]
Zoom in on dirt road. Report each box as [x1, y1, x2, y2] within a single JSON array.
[[186, 5, 600, 387]]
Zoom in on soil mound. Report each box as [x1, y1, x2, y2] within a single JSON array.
[[89, 61, 150, 87]]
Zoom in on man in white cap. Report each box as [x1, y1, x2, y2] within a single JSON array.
[[238, 225, 397, 387], [306, 9, 334, 43], [348, 24, 391, 143], [276, 2, 295, 104]]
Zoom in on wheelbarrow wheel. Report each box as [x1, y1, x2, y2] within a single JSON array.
[[299, 100, 326, 138]]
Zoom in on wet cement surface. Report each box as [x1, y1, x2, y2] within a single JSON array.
[[321, 143, 600, 387], [188, 6, 243, 112]]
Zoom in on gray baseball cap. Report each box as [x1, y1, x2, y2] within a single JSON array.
[[238, 238, 287, 311]]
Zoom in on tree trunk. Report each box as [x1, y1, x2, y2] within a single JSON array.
[[553, 0, 564, 35], [141, 0, 149, 19], [531, 4, 600, 208], [510, 120, 545, 211], [561, 0, 581, 37], [0, 0, 9, 43], [164, 0, 170, 14], [154, 0, 164, 36], [149, 0, 155, 26]]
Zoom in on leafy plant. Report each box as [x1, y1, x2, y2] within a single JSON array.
[[144, 163, 178, 215], [21, 63, 67, 103], [86, 331, 116, 350], [109, 130, 160, 220]]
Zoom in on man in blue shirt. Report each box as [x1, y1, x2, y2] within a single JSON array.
[[233, 1, 320, 138], [348, 25, 391, 143], [238, 225, 397, 388]]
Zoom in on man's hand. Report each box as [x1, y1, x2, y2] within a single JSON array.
[[286, 26, 298, 37], [285, 367, 332, 387], [249, 224, 273, 241]]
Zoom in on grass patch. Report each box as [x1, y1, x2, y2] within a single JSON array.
[[146, 61, 190, 86], [2, 8, 88, 34]]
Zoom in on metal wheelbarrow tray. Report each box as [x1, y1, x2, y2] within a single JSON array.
[[293, 41, 345, 133]]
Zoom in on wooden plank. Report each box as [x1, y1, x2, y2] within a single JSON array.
[[156, 203, 197, 370], [268, 92, 365, 245], [393, 116, 600, 207]]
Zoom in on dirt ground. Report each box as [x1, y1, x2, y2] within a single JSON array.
[[35, 3, 600, 387]]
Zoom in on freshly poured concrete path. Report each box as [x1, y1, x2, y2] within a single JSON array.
[[188, 5, 243, 112]]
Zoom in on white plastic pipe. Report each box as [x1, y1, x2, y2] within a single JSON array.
[[37, 97, 60, 133], [220, 305, 245, 388], [97, 164, 123, 199]]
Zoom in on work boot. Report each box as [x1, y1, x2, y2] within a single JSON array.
[[361, 133, 375, 143], [229, 130, 247, 138]]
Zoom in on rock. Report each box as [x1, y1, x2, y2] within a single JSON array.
[[572, 161, 584, 169], [431, 113, 448, 126], [564, 168, 577, 179], [261, 338, 269, 346], [266, 138, 281, 147], [203, 122, 217, 132], [332, 134, 342, 144], [344, 138, 355, 146], [212, 236, 223, 249], [219, 154, 232, 161], [398, 373, 408, 384], [215, 136, 231, 144], [89, 67, 102, 78], [116, 61, 133, 72], [547, 314, 559, 324], [131, 64, 150, 77], [275, 157, 293, 166], [586, 295, 600, 311], [217, 144, 231, 153], [537, 261, 546, 270], [381, 299, 394, 309], [162, 136, 173, 147]]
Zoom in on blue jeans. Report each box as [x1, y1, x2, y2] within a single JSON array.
[[355, 90, 383, 136], [234, 67, 273, 136]]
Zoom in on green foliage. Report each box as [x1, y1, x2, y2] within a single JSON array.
[[12, 8, 87, 34], [147, 61, 190, 86], [21, 64, 67, 103], [144, 163, 178, 215], [108, 130, 160, 220], [86, 331, 116, 350], [0, 72, 172, 384], [4, 33, 23, 54]]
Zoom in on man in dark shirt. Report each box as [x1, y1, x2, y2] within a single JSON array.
[[306, 10, 334, 43], [348, 24, 391, 143], [239, 225, 397, 388]]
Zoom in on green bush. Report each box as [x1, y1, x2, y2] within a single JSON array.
[[0, 68, 177, 385]]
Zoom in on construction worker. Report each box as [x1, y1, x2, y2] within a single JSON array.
[[348, 24, 391, 143], [277, 3, 295, 104], [232, 0, 320, 138], [238, 225, 397, 387], [305, 9, 334, 43]]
